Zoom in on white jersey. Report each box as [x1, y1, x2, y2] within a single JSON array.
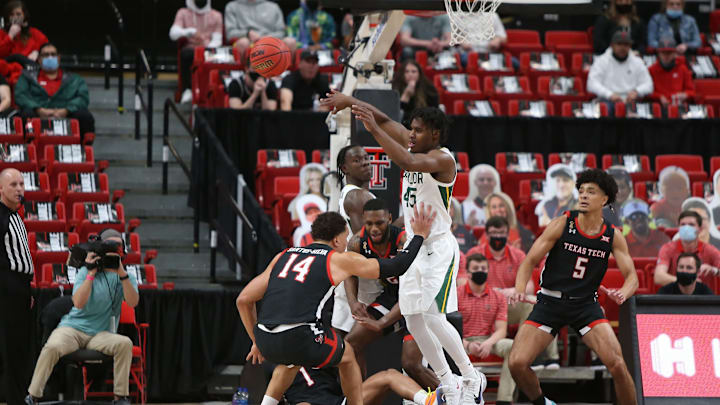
[[401, 147, 455, 240], [339, 184, 361, 241]]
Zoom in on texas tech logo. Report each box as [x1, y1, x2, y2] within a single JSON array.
[[365, 147, 391, 190]]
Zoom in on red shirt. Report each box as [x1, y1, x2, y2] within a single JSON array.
[[457, 283, 507, 337], [626, 229, 671, 258], [38, 70, 62, 97], [657, 240, 720, 284], [0, 27, 48, 58], [648, 61, 695, 102], [466, 243, 526, 289]]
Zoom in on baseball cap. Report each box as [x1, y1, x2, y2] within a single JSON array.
[[550, 166, 574, 180], [622, 199, 649, 219], [611, 31, 633, 45], [99, 228, 123, 241], [656, 37, 677, 52], [300, 50, 319, 62]]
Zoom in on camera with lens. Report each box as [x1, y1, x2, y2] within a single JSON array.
[[69, 235, 123, 271]]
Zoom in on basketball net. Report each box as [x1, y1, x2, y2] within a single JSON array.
[[444, 0, 503, 46]]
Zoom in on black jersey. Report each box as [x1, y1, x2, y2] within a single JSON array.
[[541, 211, 615, 297], [258, 243, 336, 326], [357, 225, 405, 298]]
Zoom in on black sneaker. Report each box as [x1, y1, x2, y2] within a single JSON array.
[[113, 397, 131, 405], [544, 359, 560, 370], [24, 395, 37, 405]]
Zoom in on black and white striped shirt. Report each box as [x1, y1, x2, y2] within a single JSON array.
[[0, 202, 33, 275]]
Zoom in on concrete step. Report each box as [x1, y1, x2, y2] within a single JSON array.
[[153, 252, 230, 281], [92, 109, 191, 137], [136, 219, 210, 249], [92, 134, 193, 164], [120, 193, 195, 219], [87, 85, 181, 113], [105, 165, 189, 193], [85, 76, 178, 90]]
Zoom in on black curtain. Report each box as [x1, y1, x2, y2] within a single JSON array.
[[0, 289, 251, 402]]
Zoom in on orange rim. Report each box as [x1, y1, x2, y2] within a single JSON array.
[[403, 10, 446, 17]]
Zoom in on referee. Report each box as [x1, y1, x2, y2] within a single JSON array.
[[0, 168, 34, 405]]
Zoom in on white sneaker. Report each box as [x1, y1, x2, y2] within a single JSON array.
[[180, 89, 192, 104], [437, 375, 462, 405], [461, 370, 487, 405]]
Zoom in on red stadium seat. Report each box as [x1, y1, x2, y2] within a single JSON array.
[[31, 119, 82, 159], [570, 52, 594, 83], [655, 154, 707, 182], [548, 153, 597, 169], [434, 74, 484, 112], [691, 181, 707, 198], [71, 202, 126, 241], [271, 176, 301, 242], [311, 149, 330, 167], [23, 172, 53, 202], [711, 10, 720, 33], [44, 145, 96, 189], [519, 52, 568, 89], [560, 101, 609, 118], [28, 231, 79, 269], [601, 154, 654, 182], [544, 31, 593, 66], [495, 152, 546, 204], [0, 117, 25, 144], [21, 201, 66, 233], [453, 99, 502, 116], [711, 156, 720, 177], [0, 143, 38, 172], [614, 102, 662, 119], [415, 50, 464, 80], [455, 152, 470, 172], [536, 76, 590, 113], [255, 149, 306, 210], [57, 172, 112, 208], [483, 76, 533, 115], [599, 268, 647, 329], [504, 29, 543, 57], [667, 104, 716, 119], [507, 100, 555, 117], [454, 172, 469, 202], [466, 52, 515, 79], [124, 264, 158, 289], [191, 46, 244, 106], [694, 79, 720, 116]]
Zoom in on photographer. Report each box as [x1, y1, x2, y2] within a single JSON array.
[[25, 229, 138, 405]]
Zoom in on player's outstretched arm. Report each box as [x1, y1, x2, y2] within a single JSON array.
[[332, 203, 436, 281], [320, 90, 409, 145], [236, 252, 281, 364], [345, 233, 370, 318], [604, 229, 639, 305], [352, 104, 455, 175], [510, 215, 566, 305]]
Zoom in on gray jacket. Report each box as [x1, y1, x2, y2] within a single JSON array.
[[224, 0, 285, 40]]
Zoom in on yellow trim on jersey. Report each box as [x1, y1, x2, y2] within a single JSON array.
[[438, 185, 454, 211], [435, 254, 456, 313]]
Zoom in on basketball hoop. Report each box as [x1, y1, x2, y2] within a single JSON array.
[[444, 0, 502, 46]]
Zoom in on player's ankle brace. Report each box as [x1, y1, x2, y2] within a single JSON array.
[[377, 235, 424, 278]]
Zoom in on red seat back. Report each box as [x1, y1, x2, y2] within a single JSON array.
[[655, 154, 707, 182]]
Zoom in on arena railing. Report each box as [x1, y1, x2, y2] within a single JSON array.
[[135, 48, 154, 167], [104, 0, 125, 113], [162, 97, 199, 253]]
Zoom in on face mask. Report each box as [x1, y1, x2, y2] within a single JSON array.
[[666, 9, 683, 19], [660, 58, 676, 71], [41, 56, 58, 72], [471, 271, 488, 285], [676, 271, 696, 286], [615, 4, 632, 14], [678, 225, 697, 242], [489, 236, 507, 251], [612, 52, 629, 62]]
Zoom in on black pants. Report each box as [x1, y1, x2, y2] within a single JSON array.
[[21, 108, 96, 138], [180, 46, 195, 91], [0, 270, 32, 405]]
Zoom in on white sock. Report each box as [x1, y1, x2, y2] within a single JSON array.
[[261, 395, 279, 405], [422, 310, 476, 378], [405, 313, 453, 383], [413, 390, 428, 405], [437, 368, 455, 386]]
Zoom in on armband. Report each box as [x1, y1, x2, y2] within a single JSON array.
[[377, 235, 424, 279]]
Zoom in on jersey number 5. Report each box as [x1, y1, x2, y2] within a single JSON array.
[[403, 187, 417, 208], [573, 257, 588, 279], [278, 254, 315, 283]]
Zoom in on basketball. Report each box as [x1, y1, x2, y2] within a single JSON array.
[[249, 37, 292, 78]]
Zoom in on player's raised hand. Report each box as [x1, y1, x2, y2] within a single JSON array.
[[599, 286, 626, 305], [246, 343, 265, 365], [352, 104, 380, 133], [320, 90, 353, 112], [410, 202, 436, 239]]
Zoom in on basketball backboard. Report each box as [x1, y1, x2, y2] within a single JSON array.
[[321, 0, 603, 15]]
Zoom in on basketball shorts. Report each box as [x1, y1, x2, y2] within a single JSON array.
[[254, 323, 345, 369], [366, 290, 406, 336], [284, 367, 345, 405], [399, 233, 460, 315], [525, 292, 608, 337]]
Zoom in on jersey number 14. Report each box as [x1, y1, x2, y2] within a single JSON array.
[[278, 254, 315, 283]]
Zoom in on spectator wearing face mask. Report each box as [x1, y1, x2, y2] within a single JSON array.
[[169, 0, 223, 104], [0, 1, 47, 68], [228, 60, 278, 110], [593, 0, 646, 54], [623, 199, 670, 257], [657, 253, 714, 295], [648, 0, 701, 54], [14, 43, 95, 137], [286, 0, 337, 51], [654, 210, 720, 287], [648, 37, 694, 107], [587, 31, 653, 104]]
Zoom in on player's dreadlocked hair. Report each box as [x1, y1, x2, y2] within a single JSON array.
[[408, 107, 450, 144], [336, 144, 360, 188], [311, 212, 349, 241], [576, 169, 618, 206]]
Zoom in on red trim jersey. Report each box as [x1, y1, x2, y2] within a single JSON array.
[[540, 211, 614, 297]]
